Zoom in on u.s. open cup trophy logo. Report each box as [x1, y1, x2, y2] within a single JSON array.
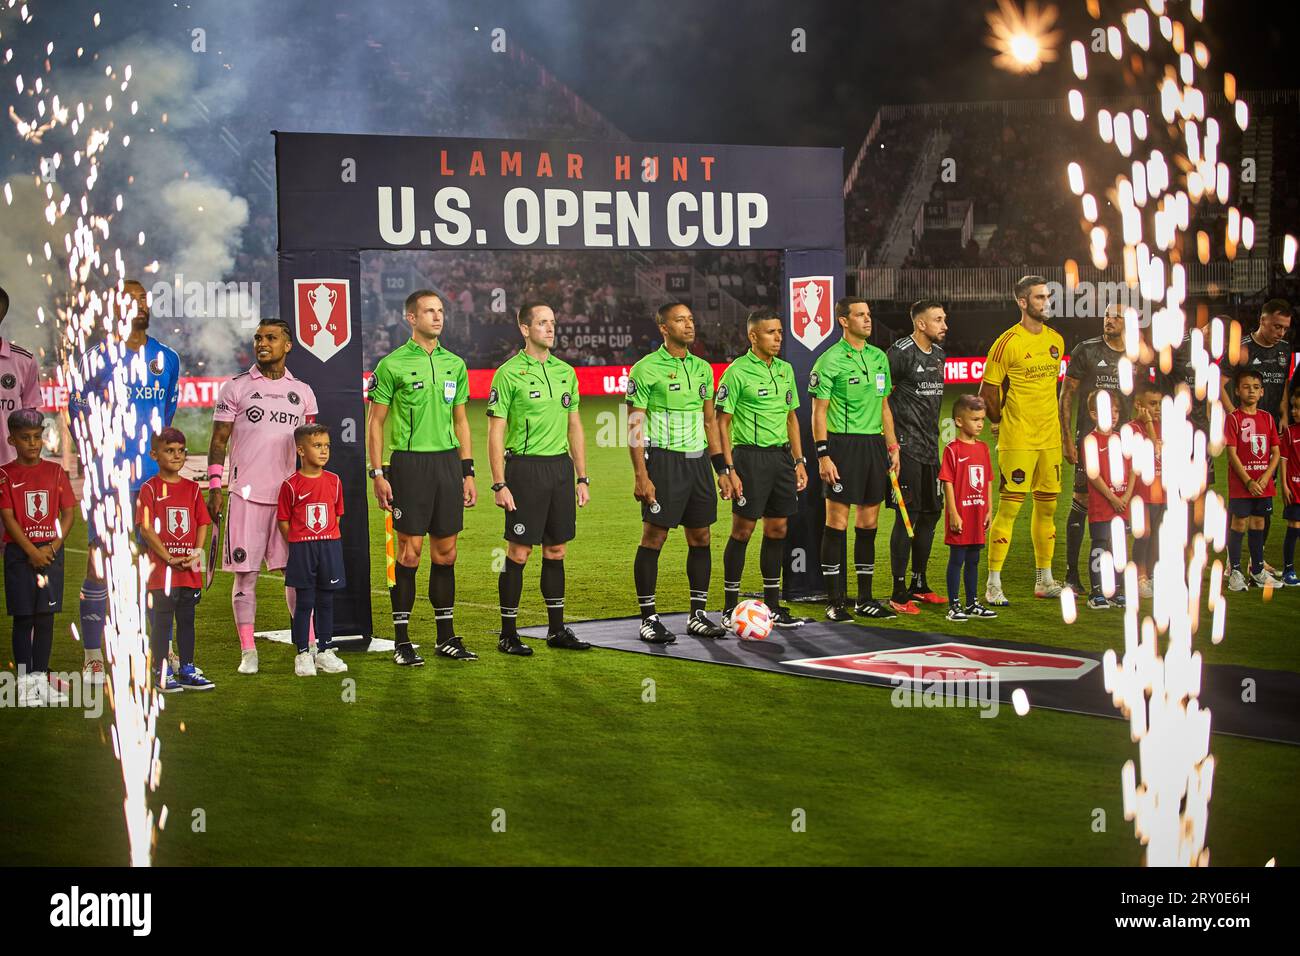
[[790, 276, 834, 351], [294, 279, 352, 364]]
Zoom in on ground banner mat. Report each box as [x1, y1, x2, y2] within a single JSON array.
[[520, 615, 1300, 745]]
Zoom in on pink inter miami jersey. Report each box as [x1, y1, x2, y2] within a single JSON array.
[[0, 337, 44, 468], [213, 366, 317, 505]]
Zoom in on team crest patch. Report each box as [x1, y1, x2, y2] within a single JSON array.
[[149, 355, 166, 375], [232, 547, 247, 563], [288, 391, 300, 405], [1011, 468, 1026, 484], [513, 523, 525, 535], [24, 490, 49, 521], [294, 278, 351, 364], [790, 275, 834, 351], [808, 371, 820, 390], [1050, 345, 1060, 359], [165, 507, 191, 537], [0, 373, 15, 389], [562, 392, 573, 408], [488, 387, 499, 405], [246, 407, 264, 423]]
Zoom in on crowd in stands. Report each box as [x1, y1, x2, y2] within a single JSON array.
[[360, 249, 781, 370]]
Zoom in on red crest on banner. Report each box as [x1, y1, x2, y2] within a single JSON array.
[[788, 643, 1099, 683], [293, 279, 352, 364], [789, 276, 834, 351]]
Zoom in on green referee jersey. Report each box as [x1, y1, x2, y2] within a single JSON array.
[[369, 339, 469, 453], [808, 336, 892, 435], [715, 349, 799, 447], [626, 344, 715, 453], [486, 349, 579, 456]]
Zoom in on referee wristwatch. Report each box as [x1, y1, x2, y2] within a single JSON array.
[[491, 482, 507, 492], [368, 467, 385, 479], [794, 456, 807, 465], [577, 476, 590, 485]]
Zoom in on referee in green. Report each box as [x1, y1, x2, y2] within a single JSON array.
[[367, 289, 479, 665], [488, 301, 592, 655], [716, 307, 809, 627], [810, 296, 901, 621], [627, 302, 729, 644]]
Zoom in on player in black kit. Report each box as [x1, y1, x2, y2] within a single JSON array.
[[1222, 299, 1293, 428], [1058, 303, 1147, 594], [885, 299, 948, 612]]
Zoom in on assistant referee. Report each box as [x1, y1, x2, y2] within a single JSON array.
[[367, 289, 478, 665], [488, 301, 592, 655], [811, 296, 901, 621], [626, 302, 729, 644], [716, 307, 809, 627]]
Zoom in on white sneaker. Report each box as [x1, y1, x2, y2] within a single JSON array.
[[313, 648, 348, 674], [985, 584, 1010, 607], [1034, 578, 1064, 598], [237, 649, 259, 675], [1251, 568, 1284, 588], [1138, 578, 1154, 599], [33, 675, 68, 705], [1227, 569, 1249, 591], [294, 651, 317, 677], [17, 673, 42, 706], [82, 658, 104, 685]]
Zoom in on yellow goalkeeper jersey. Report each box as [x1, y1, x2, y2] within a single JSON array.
[[982, 321, 1065, 451]]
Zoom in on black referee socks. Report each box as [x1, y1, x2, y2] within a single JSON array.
[[391, 561, 417, 646], [855, 527, 877, 602], [759, 536, 783, 609], [687, 545, 711, 615], [499, 558, 525, 638], [722, 538, 746, 611], [634, 545, 660, 620], [541, 557, 566, 631], [820, 526, 846, 604], [429, 563, 455, 642]]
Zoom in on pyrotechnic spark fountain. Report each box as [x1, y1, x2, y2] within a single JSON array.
[[986, 0, 1064, 74], [4, 1, 166, 866], [1058, 0, 1274, 866]]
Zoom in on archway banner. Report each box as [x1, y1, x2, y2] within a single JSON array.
[[274, 132, 846, 636]]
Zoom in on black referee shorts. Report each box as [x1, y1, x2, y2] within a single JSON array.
[[889, 455, 942, 515], [504, 454, 576, 546], [732, 445, 799, 520], [388, 449, 464, 538], [824, 433, 889, 506], [642, 448, 717, 529]]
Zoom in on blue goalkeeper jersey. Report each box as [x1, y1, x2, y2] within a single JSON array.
[[71, 336, 180, 491]]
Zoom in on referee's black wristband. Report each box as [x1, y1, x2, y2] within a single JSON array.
[[710, 453, 728, 475], [815, 441, 830, 459], [461, 458, 475, 478]]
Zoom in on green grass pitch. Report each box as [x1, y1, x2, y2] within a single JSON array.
[[2, 388, 1297, 866]]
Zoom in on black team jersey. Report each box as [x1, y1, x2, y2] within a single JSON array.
[[886, 334, 946, 465], [1160, 337, 1213, 432], [1064, 335, 1131, 442], [1240, 333, 1294, 428]]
